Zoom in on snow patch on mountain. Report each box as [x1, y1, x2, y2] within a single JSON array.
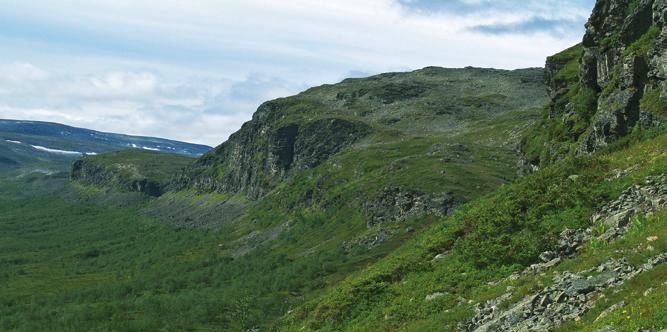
[[31, 145, 82, 156]]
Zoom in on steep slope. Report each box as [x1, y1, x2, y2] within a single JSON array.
[[277, 108, 667, 332], [522, 0, 666, 168], [157, 67, 549, 298], [7, 1, 665, 331]]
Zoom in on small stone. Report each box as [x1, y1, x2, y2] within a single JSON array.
[[538, 295, 551, 307], [603, 210, 633, 228], [594, 301, 625, 322], [647, 236, 658, 242], [539, 251, 557, 263], [554, 292, 567, 303], [425, 292, 446, 301], [543, 257, 561, 269], [644, 288, 655, 297]]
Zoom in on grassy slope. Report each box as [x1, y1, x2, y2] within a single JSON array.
[[1, 60, 663, 332], [167, 67, 547, 270], [277, 125, 667, 331], [0, 68, 547, 331], [3, 120, 662, 332]]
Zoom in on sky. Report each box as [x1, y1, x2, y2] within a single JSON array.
[[0, 0, 596, 146]]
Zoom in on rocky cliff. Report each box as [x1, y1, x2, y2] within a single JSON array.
[[71, 150, 194, 197], [72, 159, 161, 196], [523, 0, 666, 167], [171, 108, 370, 199], [578, 0, 666, 153]]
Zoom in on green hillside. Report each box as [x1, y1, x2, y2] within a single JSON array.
[[278, 124, 667, 332], [1, 0, 666, 331], [0, 67, 548, 331]]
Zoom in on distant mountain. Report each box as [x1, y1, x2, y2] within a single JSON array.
[[0, 119, 211, 167]]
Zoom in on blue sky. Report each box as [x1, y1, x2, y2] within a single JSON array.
[[0, 0, 595, 146]]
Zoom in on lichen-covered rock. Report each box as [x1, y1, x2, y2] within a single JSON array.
[[528, 0, 666, 162], [579, 79, 643, 153]]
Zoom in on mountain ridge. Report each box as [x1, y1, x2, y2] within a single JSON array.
[[172, 66, 547, 200], [0, 118, 211, 159]]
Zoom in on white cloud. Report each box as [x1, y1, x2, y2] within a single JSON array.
[[0, 62, 49, 82], [0, 64, 303, 145], [87, 72, 157, 97], [0, 0, 595, 146]]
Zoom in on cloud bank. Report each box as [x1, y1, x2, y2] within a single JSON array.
[[0, 0, 595, 146]]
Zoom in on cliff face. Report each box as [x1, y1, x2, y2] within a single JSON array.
[[71, 150, 194, 197], [71, 159, 163, 196], [171, 104, 370, 199], [578, 0, 666, 153], [523, 0, 666, 168]]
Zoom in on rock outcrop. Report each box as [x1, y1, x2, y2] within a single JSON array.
[[364, 186, 456, 227], [577, 0, 666, 153], [171, 101, 370, 199], [71, 158, 163, 197], [527, 0, 666, 166], [173, 67, 548, 200]]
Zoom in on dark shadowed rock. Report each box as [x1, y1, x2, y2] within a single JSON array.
[[364, 186, 456, 227]]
